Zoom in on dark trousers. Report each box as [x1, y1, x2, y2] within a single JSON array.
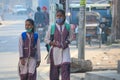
[[50, 49, 70, 80]]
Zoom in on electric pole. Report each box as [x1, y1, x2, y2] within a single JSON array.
[[49, 0, 56, 26], [70, 0, 93, 72], [78, 0, 86, 60]]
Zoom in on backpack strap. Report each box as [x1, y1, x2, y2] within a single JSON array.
[[51, 23, 70, 35], [21, 32, 38, 45], [21, 32, 27, 41], [51, 24, 56, 35], [65, 23, 70, 31]]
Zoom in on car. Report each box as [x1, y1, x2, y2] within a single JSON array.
[[12, 5, 27, 15]]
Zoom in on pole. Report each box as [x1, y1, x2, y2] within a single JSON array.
[[49, 0, 56, 26], [32, 0, 38, 10], [78, 0, 86, 60], [65, 0, 70, 22]]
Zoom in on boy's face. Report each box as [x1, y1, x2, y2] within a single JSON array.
[[25, 21, 33, 29]]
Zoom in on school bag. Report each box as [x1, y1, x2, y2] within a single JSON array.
[[22, 32, 38, 45], [45, 23, 70, 52], [51, 23, 70, 35]]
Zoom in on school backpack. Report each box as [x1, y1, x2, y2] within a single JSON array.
[[51, 23, 70, 35], [22, 32, 38, 45], [45, 23, 70, 52]]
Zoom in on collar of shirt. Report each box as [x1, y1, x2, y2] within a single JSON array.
[[26, 33, 33, 39], [56, 23, 65, 32]]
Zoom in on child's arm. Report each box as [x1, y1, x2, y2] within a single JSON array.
[[36, 38, 41, 67], [44, 27, 51, 44], [19, 35, 24, 59], [36, 38, 41, 62], [67, 25, 74, 43], [19, 35, 26, 65]]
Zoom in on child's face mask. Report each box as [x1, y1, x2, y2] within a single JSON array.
[[26, 28, 32, 32], [56, 18, 64, 24]]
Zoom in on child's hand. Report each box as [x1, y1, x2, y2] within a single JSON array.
[[62, 41, 69, 49], [49, 41, 57, 46], [20, 59, 25, 65]]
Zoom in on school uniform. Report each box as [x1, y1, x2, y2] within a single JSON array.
[[18, 32, 41, 80], [44, 23, 73, 80]]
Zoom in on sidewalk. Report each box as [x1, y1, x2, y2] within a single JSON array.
[[0, 43, 120, 80]]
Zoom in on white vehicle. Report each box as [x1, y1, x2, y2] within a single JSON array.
[[12, 5, 27, 14]]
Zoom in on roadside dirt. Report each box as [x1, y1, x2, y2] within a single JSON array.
[[70, 44, 120, 70]]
